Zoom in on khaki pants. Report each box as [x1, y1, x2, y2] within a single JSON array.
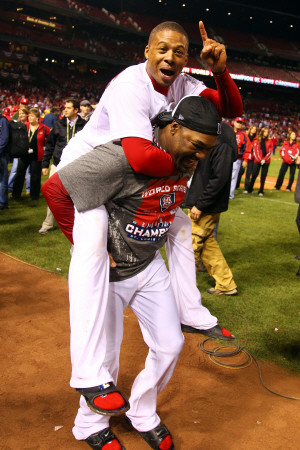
[[189, 212, 237, 292], [41, 164, 57, 230]]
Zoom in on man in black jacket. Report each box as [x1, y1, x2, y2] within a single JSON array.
[[184, 122, 238, 295], [39, 98, 87, 234]]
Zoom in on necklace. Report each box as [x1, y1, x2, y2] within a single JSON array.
[[152, 125, 167, 153]]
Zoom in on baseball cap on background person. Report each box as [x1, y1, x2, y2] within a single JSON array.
[[2, 107, 11, 120], [80, 99, 91, 106], [20, 98, 29, 105], [152, 95, 222, 136], [12, 105, 19, 112], [80, 99, 93, 121], [235, 116, 244, 123]]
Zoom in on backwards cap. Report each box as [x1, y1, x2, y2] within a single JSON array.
[[152, 95, 221, 136]]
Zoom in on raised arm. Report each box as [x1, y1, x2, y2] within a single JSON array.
[[198, 21, 243, 118]]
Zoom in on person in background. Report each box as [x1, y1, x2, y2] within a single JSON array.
[[8, 107, 31, 195], [184, 122, 238, 296], [247, 127, 273, 196], [79, 100, 93, 121], [273, 131, 299, 192], [12, 108, 50, 203], [2, 107, 11, 121], [229, 117, 248, 199], [243, 125, 258, 194], [39, 98, 87, 234], [0, 108, 10, 210], [271, 130, 279, 155], [42, 107, 60, 129], [11, 98, 29, 120]]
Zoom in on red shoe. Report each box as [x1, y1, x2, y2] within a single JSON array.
[[76, 382, 130, 416]]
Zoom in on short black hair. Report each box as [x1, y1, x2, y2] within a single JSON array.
[[65, 97, 80, 110], [148, 21, 189, 48]]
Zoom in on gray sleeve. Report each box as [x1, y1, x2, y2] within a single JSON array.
[[57, 143, 127, 212]]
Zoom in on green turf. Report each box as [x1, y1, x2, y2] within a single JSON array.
[[188, 187, 300, 374], [1, 171, 299, 374]]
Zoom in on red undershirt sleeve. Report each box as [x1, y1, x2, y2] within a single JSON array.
[[121, 137, 178, 177], [200, 68, 243, 118]]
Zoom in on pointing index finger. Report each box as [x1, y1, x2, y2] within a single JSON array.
[[199, 21, 207, 44]]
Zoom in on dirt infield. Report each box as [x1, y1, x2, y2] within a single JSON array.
[[1, 251, 300, 450], [244, 174, 296, 192]]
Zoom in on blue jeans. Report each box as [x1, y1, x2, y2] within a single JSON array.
[[0, 153, 8, 207], [8, 158, 31, 193]]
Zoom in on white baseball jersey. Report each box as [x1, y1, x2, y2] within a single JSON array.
[[58, 61, 206, 168]]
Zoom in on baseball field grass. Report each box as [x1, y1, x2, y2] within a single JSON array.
[[1, 158, 299, 374]]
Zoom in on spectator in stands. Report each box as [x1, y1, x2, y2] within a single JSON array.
[[79, 100, 93, 121], [42, 107, 60, 129], [0, 108, 10, 210], [273, 131, 299, 191], [39, 98, 87, 234], [12, 108, 50, 203], [229, 117, 249, 199], [8, 107, 31, 195], [247, 127, 273, 196], [243, 125, 258, 193]]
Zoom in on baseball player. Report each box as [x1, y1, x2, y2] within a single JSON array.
[[47, 95, 222, 449], [42, 20, 241, 420]]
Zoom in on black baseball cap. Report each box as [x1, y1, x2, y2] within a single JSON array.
[[152, 95, 221, 136]]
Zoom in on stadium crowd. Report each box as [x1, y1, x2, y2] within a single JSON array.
[[1, 86, 299, 139], [1, 86, 299, 212]]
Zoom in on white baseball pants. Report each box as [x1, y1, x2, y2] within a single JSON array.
[[166, 208, 217, 330], [69, 206, 217, 389], [72, 252, 184, 440], [69, 206, 111, 388]]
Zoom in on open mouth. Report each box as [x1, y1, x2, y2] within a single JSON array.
[[160, 68, 175, 77]]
